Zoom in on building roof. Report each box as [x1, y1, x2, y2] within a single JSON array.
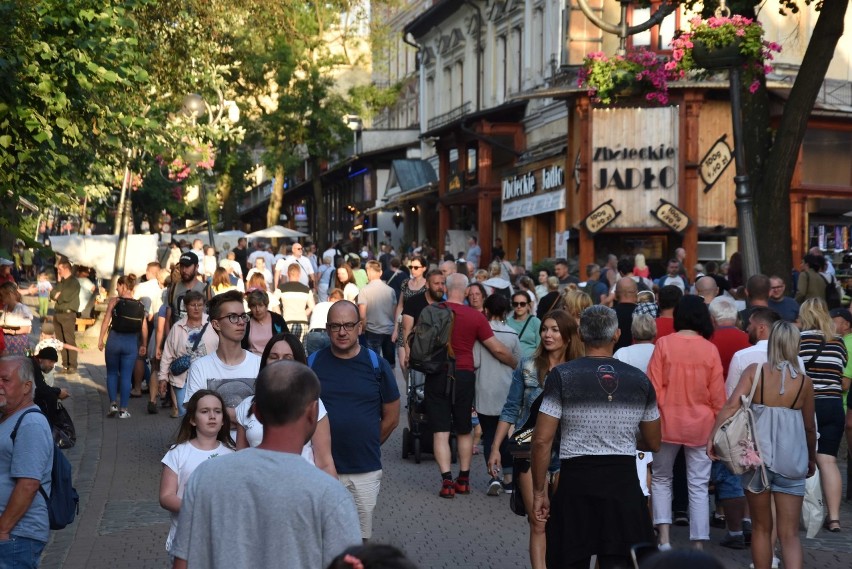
[[403, 0, 464, 38], [385, 159, 438, 197]]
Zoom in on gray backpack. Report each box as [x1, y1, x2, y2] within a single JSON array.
[[408, 302, 455, 375]]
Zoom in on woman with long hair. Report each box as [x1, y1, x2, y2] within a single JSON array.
[[475, 294, 522, 495], [234, 333, 337, 477], [333, 263, 360, 302], [393, 256, 427, 373], [562, 289, 593, 325], [210, 267, 237, 296], [0, 281, 34, 355], [98, 274, 148, 419], [487, 310, 584, 569], [797, 297, 847, 531], [647, 295, 726, 550], [709, 321, 816, 569]]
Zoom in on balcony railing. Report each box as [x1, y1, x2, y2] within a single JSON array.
[[427, 101, 471, 131]]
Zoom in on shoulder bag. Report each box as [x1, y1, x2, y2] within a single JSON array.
[[169, 323, 209, 376], [712, 365, 768, 483]]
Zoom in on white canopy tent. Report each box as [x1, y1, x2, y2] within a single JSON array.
[[49, 234, 159, 279], [247, 225, 310, 239]]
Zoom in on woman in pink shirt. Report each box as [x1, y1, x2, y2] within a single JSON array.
[[647, 295, 726, 550]]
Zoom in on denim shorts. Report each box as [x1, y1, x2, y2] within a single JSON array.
[[711, 461, 744, 500], [741, 467, 806, 496]]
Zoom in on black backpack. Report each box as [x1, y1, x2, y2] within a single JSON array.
[[11, 409, 79, 530], [825, 274, 841, 309], [111, 298, 145, 333], [408, 302, 455, 375]]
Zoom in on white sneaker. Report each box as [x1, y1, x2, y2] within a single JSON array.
[[487, 478, 502, 496], [658, 543, 672, 552], [107, 403, 118, 418], [749, 557, 780, 569], [118, 410, 131, 419]]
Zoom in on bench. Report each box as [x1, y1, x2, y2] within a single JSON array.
[[76, 318, 96, 332]]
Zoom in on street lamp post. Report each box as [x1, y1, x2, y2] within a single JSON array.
[[182, 93, 217, 249]]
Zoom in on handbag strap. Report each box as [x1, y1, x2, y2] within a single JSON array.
[[517, 315, 532, 341], [805, 337, 827, 368], [743, 363, 763, 407], [191, 322, 209, 351]]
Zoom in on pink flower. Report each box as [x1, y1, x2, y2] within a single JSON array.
[[738, 440, 763, 468], [749, 80, 760, 94]]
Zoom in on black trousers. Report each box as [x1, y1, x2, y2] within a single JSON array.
[[53, 311, 78, 369]]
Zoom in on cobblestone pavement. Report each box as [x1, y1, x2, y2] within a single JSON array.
[[35, 329, 852, 569]]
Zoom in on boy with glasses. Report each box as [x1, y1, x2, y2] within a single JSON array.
[[183, 291, 260, 423]]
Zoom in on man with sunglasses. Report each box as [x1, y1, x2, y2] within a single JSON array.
[[183, 290, 260, 419], [308, 300, 400, 541]]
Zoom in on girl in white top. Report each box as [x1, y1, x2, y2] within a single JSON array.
[[234, 333, 337, 478], [159, 390, 235, 555]]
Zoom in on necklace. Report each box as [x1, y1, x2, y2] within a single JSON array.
[[595, 363, 619, 402]]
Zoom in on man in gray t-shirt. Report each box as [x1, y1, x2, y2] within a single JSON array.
[[357, 260, 397, 364], [171, 361, 360, 569]]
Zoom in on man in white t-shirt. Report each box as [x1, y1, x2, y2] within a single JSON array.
[[274, 242, 314, 289], [184, 290, 261, 425], [725, 307, 797, 396], [134, 261, 165, 412]]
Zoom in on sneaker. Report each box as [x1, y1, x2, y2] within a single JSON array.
[[673, 511, 689, 526], [454, 476, 471, 494], [118, 410, 131, 419], [719, 533, 746, 550], [487, 478, 502, 496], [439, 479, 455, 499], [147, 401, 158, 415], [658, 543, 672, 552], [502, 482, 514, 494], [750, 557, 780, 569], [107, 403, 118, 418], [710, 514, 727, 529]]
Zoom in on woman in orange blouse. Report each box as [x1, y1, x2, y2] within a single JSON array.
[[647, 295, 726, 550]]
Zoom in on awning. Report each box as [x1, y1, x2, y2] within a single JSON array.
[[384, 159, 438, 198]]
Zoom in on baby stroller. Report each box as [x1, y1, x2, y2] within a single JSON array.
[[401, 370, 457, 464]]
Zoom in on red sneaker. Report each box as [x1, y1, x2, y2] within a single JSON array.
[[454, 476, 471, 494], [439, 479, 455, 499]]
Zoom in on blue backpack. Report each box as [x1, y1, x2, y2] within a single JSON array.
[[11, 409, 79, 530]]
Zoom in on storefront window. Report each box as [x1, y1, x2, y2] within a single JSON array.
[[802, 129, 852, 187]]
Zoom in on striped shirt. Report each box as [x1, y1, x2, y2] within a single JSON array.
[[799, 331, 847, 399]]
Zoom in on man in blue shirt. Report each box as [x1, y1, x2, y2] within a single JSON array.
[[767, 275, 799, 322], [309, 301, 400, 541], [0, 356, 54, 568]]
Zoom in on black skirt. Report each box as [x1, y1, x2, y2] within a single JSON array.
[[546, 455, 654, 568]]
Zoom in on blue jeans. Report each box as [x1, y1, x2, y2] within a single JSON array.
[[174, 384, 188, 416], [304, 330, 330, 356], [364, 331, 395, 365], [0, 535, 46, 569], [105, 331, 138, 408]]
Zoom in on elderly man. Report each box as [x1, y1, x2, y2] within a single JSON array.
[[439, 260, 456, 278], [532, 305, 660, 569], [171, 361, 361, 569], [694, 276, 719, 304], [708, 296, 751, 379], [0, 356, 54, 568]]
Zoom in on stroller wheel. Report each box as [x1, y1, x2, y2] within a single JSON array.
[[414, 436, 422, 464], [402, 427, 410, 459]]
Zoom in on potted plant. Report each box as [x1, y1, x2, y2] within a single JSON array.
[[667, 14, 782, 93], [579, 48, 671, 105]]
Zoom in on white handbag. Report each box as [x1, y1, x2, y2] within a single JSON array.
[[712, 365, 766, 478]]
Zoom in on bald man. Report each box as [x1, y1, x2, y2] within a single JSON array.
[[614, 277, 639, 350], [694, 276, 719, 304]]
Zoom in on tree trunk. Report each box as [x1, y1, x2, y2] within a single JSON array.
[[311, 155, 327, 245], [753, 0, 848, 285], [217, 170, 235, 229], [267, 164, 285, 227]]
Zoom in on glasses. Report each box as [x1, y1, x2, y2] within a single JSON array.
[[770, 285, 784, 290], [215, 313, 250, 324], [512, 302, 528, 307], [410, 265, 424, 270], [328, 321, 360, 333]]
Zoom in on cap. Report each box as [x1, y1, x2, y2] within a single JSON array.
[[178, 252, 198, 266], [35, 347, 59, 362], [0, 258, 13, 266], [830, 308, 852, 325]]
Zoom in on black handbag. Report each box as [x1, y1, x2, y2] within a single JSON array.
[[169, 323, 208, 376], [52, 401, 76, 449]]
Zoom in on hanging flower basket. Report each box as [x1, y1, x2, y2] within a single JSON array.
[[668, 15, 781, 92], [691, 37, 746, 69], [579, 48, 670, 105]]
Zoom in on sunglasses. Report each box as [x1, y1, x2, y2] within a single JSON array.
[[410, 265, 424, 270], [512, 302, 528, 307]]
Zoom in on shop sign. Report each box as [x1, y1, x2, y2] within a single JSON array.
[[699, 134, 733, 193], [583, 200, 621, 234], [500, 162, 566, 221], [651, 199, 690, 233], [591, 107, 679, 229]]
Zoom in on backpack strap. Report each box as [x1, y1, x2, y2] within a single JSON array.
[[10, 408, 50, 503], [308, 347, 383, 383]]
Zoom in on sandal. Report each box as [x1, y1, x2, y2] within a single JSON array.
[[823, 518, 841, 533]]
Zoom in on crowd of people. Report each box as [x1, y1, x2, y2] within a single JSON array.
[[1, 235, 851, 569]]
